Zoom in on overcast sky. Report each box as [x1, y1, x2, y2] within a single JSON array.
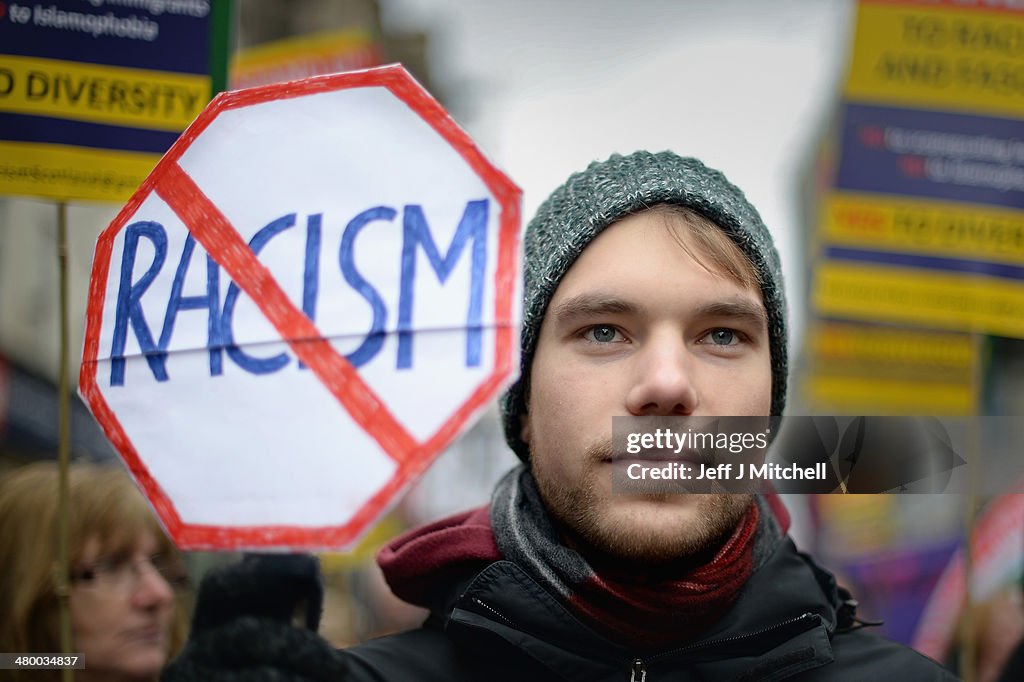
[[381, 0, 856, 343]]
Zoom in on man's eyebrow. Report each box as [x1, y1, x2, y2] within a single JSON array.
[[549, 294, 642, 323], [694, 300, 768, 327]]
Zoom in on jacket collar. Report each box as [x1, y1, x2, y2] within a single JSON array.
[[444, 538, 839, 681]]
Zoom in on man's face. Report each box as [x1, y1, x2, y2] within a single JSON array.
[[522, 210, 772, 564]]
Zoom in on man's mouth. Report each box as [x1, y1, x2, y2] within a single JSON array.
[[609, 448, 712, 467]]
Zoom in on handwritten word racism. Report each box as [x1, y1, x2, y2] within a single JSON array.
[[108, 200, 489, 386]]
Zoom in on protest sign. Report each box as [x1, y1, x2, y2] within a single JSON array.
[[78, 65, 522, 549], [0, 0, 230, 202], [230, 27, 381, 90], [812, 0, 1024, 338]]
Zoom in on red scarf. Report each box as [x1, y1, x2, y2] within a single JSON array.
[[380, 477, 789, 651], [565, 503, 759, 648], [378, 505, 497, 610]]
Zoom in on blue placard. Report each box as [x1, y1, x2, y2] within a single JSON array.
[[836, 102, 1024, 211], [0, 0, 212, 74]]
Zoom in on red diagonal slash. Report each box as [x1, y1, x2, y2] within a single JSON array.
[[158, 161, 417, 465]]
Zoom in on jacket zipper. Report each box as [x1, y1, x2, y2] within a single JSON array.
[[648, 611, 820, 662], [470, 600, 821, 678], [623, 613, 819, 680], [473, 598, 647, 679], [471, 598, 518, 629]]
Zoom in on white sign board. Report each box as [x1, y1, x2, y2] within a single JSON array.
[[79, 65, 522, 550]]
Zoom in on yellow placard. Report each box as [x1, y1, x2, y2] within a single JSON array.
[[845, 1, 1024, 118], [813, 260, 1024, 337], [318, 515, 405, 572], [804, 374, 975, 414], [802, 319, 978, 414], [0, 140, 158, 202], [231, 28, 380, 89], [823, 191, 1024, 264], [0, 55, 210, 131], [809, 319, 975, 367]]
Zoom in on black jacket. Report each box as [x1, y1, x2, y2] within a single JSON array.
[[346, 539, 958, 681], [164, 539, 959, 681]]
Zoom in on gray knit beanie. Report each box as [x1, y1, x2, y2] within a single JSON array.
[[501, 151, 788, 461]]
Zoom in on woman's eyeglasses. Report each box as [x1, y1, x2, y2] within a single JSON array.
[[71, 553, 187, 592]]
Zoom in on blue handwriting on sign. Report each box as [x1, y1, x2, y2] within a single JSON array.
[[107, 200, 489, 386]]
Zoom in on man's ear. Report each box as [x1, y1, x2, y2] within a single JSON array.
[[520, 412, 532, 445]]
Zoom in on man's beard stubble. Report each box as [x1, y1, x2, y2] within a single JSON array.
[[531, 439, 754, 569]]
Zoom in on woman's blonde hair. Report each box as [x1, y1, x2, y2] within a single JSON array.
[[0, 462, 187, 678]]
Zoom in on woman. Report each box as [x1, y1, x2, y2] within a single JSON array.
[[0, 462, 187, 681]]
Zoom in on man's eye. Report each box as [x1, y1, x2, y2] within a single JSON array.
[[704, 329, 739, 346], [583, 325, 623, 343]]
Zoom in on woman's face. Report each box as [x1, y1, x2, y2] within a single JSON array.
[[70, 531, 177, 681]]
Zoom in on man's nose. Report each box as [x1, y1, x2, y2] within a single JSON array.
[[625, 332, 699, 416]]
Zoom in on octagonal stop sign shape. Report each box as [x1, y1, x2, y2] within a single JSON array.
[[79, 65, 522, 550]]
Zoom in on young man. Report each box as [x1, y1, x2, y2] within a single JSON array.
[[166, 151, 958, 681]]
